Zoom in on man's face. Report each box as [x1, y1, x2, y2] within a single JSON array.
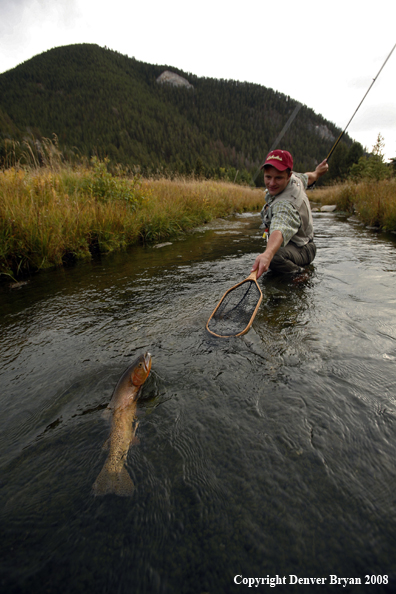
[[263, 166, 291, 196]]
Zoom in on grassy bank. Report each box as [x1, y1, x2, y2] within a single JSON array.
[[312, 179, 396, 231], [0, 164, 264, 278], [3, 160, 395, 280]]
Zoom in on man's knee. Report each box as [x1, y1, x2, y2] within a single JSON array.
[[270, 250, 301, 274], [306, 241, 316, 263]]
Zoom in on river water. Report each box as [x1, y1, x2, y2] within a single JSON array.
[[1, 210, 396, 593]]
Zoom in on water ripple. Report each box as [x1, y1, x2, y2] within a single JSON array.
[[2, 215, 396, 592]]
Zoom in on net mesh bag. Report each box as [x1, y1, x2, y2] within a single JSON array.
[[206, 273, 263, 338]]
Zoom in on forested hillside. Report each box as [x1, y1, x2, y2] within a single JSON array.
[[0, 43, 361, 183]]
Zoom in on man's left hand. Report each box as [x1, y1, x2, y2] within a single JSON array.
[[306, 159, 329, 185], [315, 159, 329, 178]]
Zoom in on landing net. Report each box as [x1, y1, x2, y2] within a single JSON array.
[[206, 278, 262, 338]]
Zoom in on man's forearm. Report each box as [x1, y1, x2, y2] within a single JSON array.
[[264, 230, 283, 260], [305, 159, 329, 185], [251, 230, 283, 278]]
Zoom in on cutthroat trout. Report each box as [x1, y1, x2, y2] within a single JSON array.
[[92, 352, 152, 496]]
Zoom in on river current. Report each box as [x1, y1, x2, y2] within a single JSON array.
[[1, 210, 396, 593]]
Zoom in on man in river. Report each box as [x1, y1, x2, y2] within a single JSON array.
[[251, 149, 329, 278]]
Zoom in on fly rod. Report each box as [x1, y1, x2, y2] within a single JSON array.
[[326, 42, 396, 162]]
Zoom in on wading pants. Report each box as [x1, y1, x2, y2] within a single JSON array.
[[269, 240, 316, 274]]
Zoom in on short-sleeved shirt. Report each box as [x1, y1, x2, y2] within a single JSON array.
[[265, 172, 309, 246]]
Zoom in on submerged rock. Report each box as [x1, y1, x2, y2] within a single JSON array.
[[9, 280, 29, 290], [153, 242, 173, 248], [320, 205, 337, 212]]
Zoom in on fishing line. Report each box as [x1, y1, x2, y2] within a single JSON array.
[[326, 42, 396, 161], [253, 102, 302, 182]]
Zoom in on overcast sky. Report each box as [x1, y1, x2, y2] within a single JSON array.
[[1, 0, 395, 160]]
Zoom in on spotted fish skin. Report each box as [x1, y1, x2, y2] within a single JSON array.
[[92, 352, 152, 496]]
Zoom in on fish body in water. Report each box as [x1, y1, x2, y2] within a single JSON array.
[[92, 352, 152, 496]]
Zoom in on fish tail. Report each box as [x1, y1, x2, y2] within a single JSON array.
[[92, 462, 135, 497]]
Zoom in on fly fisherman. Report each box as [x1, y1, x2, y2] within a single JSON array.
[[251, 149, 329, 278]]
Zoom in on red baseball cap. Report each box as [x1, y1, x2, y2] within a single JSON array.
[[261, 149, 293, 171]]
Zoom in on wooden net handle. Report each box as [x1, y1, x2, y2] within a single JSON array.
[[245, 269, 258, 282]]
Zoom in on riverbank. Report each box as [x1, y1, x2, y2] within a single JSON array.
[[0, 164, 264, 279], [2, 163, 395, 280], [312, 179, 396, 231]]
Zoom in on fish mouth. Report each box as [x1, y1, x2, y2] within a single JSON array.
[[130, 352, 152, 387], [143, 352, 152, 375]]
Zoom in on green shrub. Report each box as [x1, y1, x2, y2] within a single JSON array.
[[87, 157, 145, 209]]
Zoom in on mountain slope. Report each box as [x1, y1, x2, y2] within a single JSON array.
[[0, 43, 354, 180]]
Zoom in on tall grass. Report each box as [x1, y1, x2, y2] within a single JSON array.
[[312, 179, 396, 230], [0, 165, 264, 278], [137, 178, 261, 241]]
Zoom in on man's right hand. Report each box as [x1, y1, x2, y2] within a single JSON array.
[[250, 230, 283, 279], [251, 252, 272, 279]]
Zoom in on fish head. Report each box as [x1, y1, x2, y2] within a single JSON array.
[[131, 352, 152, 387]]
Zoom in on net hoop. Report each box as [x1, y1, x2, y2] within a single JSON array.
[[206, 270, 263, 338]]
